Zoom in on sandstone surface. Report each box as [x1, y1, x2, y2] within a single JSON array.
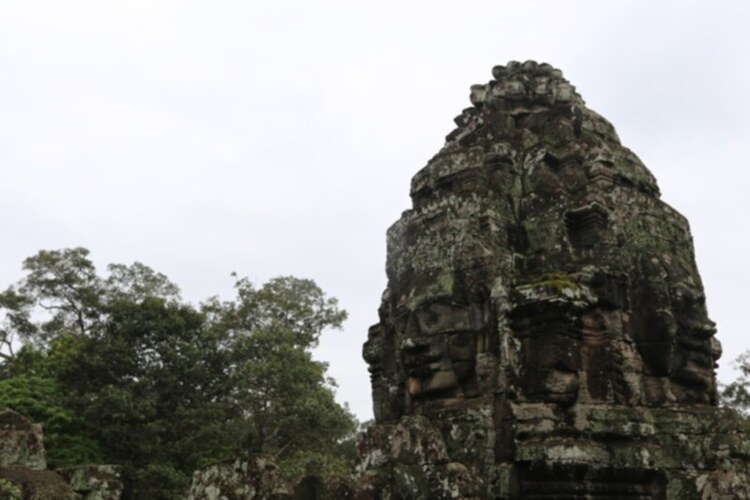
[[57, 465, 123, 500], [357, 60, 750, 499], [0, 409, 76, 499], [186, 455, 292, 500]]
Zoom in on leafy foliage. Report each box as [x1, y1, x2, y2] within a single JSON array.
[[19, 247, 103, 339], [207, 275, 347, 348], [721, 350, 750, 417], [229, 328, 353, 452], [0, 287, 37, 361], [103, 262, 181, 303], [0, 248, 356, 499], [204, 275, 354, 479], [53, 298, 234, 498]]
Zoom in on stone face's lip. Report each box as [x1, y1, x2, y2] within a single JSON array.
[[406, 362, 441, 377]]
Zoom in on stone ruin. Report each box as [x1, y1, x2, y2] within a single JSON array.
[[0, 408, 122, 500], [356, 61, 750, 499]]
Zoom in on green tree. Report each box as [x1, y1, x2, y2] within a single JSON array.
[[0, 375, 102, 467], [19, 247, 103, 340], [1, 251, 227, 498], [103, 262, 181, 303], [56, 297, 234, 499], [229, 327, 353, 453], [204, 276, 356, 479], [0, 287, 37, 362], [721, 350, 750, 417], [213, 275, 348, 348], [0, 249, 356, 497]]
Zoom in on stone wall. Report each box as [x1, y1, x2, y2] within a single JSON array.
[[0, 409, 122, 500], [186, 455, 292, 500], [0, 409, 46, 471]]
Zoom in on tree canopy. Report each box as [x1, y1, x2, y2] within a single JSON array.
[[721, 350, 750, 418], [0, 248, 356, 499]]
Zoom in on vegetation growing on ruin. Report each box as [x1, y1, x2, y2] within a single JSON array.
[[515, 272, 581, 294]]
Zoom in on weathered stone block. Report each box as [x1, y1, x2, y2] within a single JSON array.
[[186, 455, 291, 500], [0, 410, 45, 471], [57, 465, 123, 500], [0, 466, 76, 500]]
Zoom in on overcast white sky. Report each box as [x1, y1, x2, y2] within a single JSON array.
[[1, 1, 749, 420]]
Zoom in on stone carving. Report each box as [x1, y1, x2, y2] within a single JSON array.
[[356, 61, 750, 499]]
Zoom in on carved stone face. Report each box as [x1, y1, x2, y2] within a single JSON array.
[[632, 261, 719, 404], [510, 290, 583, 405], [397, 298, 490, 400], [670, 283, 717, 384]]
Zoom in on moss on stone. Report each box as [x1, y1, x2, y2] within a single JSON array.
[[516, 272, 581, 294], [0, 478, 21, 500]]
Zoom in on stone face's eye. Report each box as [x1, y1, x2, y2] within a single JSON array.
[[450, 333, 471, 348], [395, 306, 410, 333], [447, 333, 475, 361], [415, 304, 468, 334], [413, 303, 488, 335], [424, 309, 440, 328]]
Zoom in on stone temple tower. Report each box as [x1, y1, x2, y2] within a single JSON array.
[[355, 61, 750, 499]]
